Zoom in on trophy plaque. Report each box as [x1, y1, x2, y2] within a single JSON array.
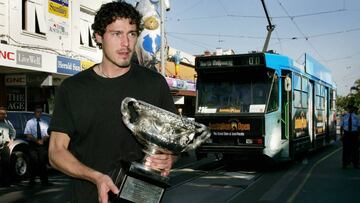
[[110, 97, 210, 203]]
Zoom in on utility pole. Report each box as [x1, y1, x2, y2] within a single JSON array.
[[160, 0, 166, 76]]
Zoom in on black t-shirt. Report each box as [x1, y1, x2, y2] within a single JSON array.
[[48, 63, 175, 202]]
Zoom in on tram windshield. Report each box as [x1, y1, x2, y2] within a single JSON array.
[[196, 69, 278, 114]]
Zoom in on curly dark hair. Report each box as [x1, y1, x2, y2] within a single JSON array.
[[91, 1, 143, 49]]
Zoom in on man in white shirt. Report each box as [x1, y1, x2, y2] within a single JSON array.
[[24, 107, 51, 186], [340, 104, 360, 169]]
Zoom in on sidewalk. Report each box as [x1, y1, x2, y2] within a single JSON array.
[[293, 141, 360, 203]]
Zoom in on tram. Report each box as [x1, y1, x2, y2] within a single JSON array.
[[194, 52, 337, 161]]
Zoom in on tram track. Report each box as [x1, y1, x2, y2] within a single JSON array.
[[163, 156, 264, 203], [168, 158, 226, 191]]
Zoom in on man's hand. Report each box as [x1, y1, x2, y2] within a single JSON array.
[[94, 173, 119, 203], [145, 154, 177, 176]]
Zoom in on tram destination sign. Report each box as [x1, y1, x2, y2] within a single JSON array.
[[196, 54, 265, 69]]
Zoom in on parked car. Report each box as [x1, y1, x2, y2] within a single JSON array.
[[5, 111, 51, 181]]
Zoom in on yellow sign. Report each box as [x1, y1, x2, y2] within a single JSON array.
[[49, 0, 69, 18], [218, 108, 241, 113], [80, 60, 96, 70], [294, 117, 307, 129], [209, 122, 250, 131]]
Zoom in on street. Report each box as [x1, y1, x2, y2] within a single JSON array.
[[1, 141, 359, 203]]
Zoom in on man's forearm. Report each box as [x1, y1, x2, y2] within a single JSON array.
[[49, 147, 103, 184]]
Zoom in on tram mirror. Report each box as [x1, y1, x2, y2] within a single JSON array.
[[284, 76, 291, 92]]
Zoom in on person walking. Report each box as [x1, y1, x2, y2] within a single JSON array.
[[0, 105, 16, 187], [24, 107, 51, 186], [48, 1, 176, 203], [340, 104, 360, 169]]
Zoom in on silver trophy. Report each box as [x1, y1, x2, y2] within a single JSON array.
[[114, 97, 210, 203]]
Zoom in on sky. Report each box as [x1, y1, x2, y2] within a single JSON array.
[[127, 0, 360, 96]]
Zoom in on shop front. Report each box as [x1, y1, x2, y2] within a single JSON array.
[[0, 43, 95, 114]]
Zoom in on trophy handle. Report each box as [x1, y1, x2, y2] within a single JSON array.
[[121, 97, 138, 132], [183, 123, 211, 152]]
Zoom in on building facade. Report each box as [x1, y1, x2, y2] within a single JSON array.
[[0, 0, 197, 116], [0, 0, 110, 113]]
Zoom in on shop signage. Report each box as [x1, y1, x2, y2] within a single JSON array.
[[57, 56, 81, 75], [165, 77, 196, 91], [4, 75, 26, 86], [49, 18, 69, 36], [7, 87, 26, 111], [0, 50, 15, 61], [16, 50, 42, 68], [80, 60, 96, 70], [49, 0, 69, 18]]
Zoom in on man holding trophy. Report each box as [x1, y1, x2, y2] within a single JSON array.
[[48, 1, 177, 202]]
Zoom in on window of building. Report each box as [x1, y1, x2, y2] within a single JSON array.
[[79, 7, 96, 48], [22, 0, 46, 35]]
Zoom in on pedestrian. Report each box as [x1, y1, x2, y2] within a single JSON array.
[[24, 106, 51, 186], [0, 105, 16, 187], [339, 103, 360, 169], [48, 1, 177, 203]]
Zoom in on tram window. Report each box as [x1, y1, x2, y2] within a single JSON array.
[[253, 84, 267, 104], [316, 96, 321, 109], [330, 90, 336, 110], [302, 77, 308, 92], [315, 83, 321, 95], [302, 92, 308, 108], [293, 74, 301, 90], [267, 77, 279, 112], [294, 90, 302, 108], [320, 85, 325, 96], [316, 96, 325, 110]]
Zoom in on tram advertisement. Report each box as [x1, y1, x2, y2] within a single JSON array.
[[198, 116, 264, 139], [293, 109, 308, 138]]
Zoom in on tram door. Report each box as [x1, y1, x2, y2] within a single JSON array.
[[281, 71, 292, 158], [308, 80, 315, 148]]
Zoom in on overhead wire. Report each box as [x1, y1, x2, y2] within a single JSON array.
[[167, 33, 213, 50], [216, 0, 229, 16], [168, 26, 360, 40], [324, 51, 360, 62], [175, 0, 205, 16], [276, 0, 326, 62], [167, 0, 358, 63], [169, 9, 347, 22]]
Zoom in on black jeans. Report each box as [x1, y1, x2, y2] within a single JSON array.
[[28, 144, 49, 183], [0, 145, 12, 186], [342, 131, 359, 167]]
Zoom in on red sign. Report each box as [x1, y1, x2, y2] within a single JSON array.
[[0, 50, 15, 61]]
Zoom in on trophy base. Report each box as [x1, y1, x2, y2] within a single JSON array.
[[109, 162, 168, 203]]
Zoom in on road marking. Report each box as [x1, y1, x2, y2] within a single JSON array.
[[286, 147, 342, 203], [260, 162, 305, 201]]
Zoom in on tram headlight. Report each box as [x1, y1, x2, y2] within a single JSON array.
[[246, 139, 253, 144], [246, 138, 263, 144]]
